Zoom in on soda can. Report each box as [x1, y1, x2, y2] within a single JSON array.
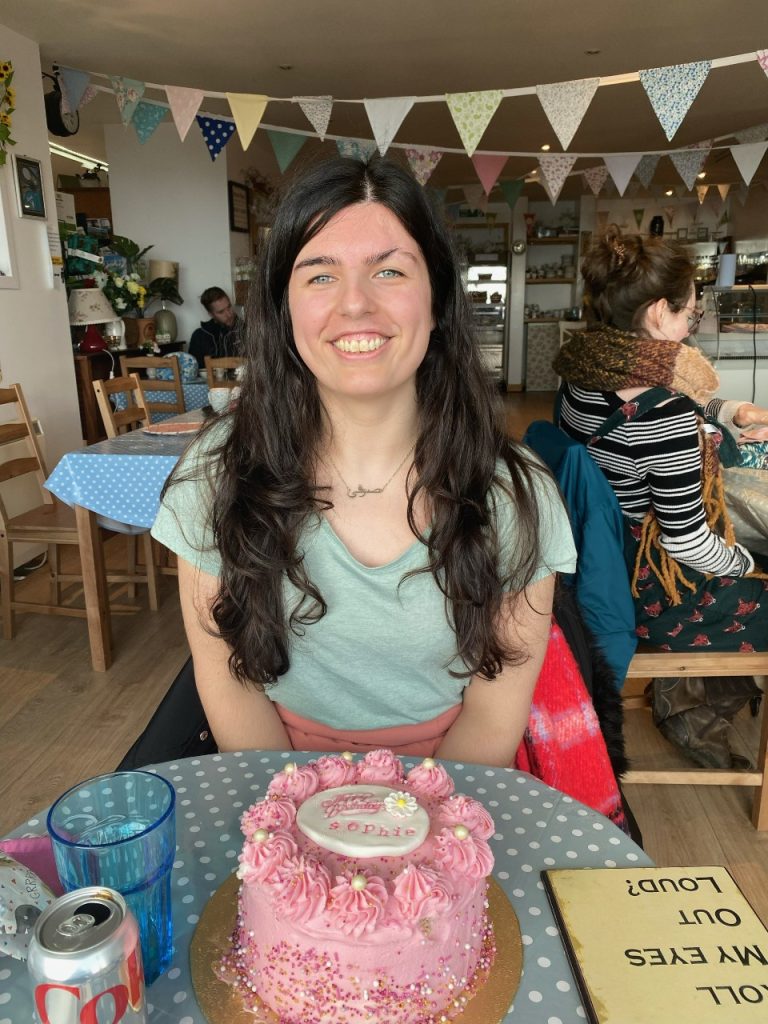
[[27, 886, 146, 1024]]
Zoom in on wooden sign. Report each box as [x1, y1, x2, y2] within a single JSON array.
[[543, 866, 768, 1023]]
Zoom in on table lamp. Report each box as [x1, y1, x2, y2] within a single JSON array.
[[68, 288, 118, 353]]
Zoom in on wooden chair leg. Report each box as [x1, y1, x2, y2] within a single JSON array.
[[141, 532, 159, 612], [752, 682, 768, 831], [125, 534, 138, 602], [49, 543, 61, 605], [0, 535, 14, 639]]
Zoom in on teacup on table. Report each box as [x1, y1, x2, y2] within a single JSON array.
[[208, 388, 231, 414]]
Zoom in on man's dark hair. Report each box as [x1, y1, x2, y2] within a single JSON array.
[[200, 286, 229, 312]]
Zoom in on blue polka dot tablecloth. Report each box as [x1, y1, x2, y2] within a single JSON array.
[[113, 380, 209, 424], [44, 427, 196, 529], [0, 752, 651, 1022]]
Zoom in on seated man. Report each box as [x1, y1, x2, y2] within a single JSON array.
[[189, 287, 243, 365]]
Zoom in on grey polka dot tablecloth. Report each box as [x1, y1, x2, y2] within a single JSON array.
[[1, 753, 651, 1022], [113, 380, 209, 424]]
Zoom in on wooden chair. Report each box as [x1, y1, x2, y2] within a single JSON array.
[[119, 355, 186, 418], [93, 374, 150, 436], [0, 383, 158, 639], [622, 649, 768, 830], [204, 356, 244, 389]]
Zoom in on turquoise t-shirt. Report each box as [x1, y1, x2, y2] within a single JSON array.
[[152, 429, 576, 730]]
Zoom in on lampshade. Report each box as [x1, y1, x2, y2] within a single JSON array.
[[68, 288, 118, 326], [148, 260, 178, 282]]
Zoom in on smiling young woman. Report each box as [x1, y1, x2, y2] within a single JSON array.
[[152, 156, 576, 766]]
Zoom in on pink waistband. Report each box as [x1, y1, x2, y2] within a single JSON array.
[[274, 703, 463, 758]]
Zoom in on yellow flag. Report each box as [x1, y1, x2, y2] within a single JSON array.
[[226, 93, 268, 150]]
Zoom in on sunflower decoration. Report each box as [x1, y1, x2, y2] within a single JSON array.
[[0, 61, 16, 168]]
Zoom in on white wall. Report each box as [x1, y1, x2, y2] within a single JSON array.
[[0, 26, 83, 460], [105, 123, 233, 343]]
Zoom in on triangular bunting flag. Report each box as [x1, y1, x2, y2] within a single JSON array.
[[633, 208, 645, 229], [336, 139, 377, 161], [757, 50, 768, 76], [132, 101, 168, 144], [662, 205, 677, 228], [717, 183, 731, 202], [445, 90, 503, 157], [471, 154, 508, 195], [110, 76, 145, 125], [734, 122, 768, 145], [405, 147, 443, 186], [297, 96, 333, 141], [730, 141, 768, 186], [639, 61, 711, 140], [535, 77, 599, 151], [227, 93, 268, 150], [79, 84, 98, 108], [196, 115, 236, 161], [696, 184, 709, 204], [165, 85, 205, 142], [538, 153, 576, 203], [58, 67, 90, 114], [499, 179, 524, 211], [363, 96, 414, 156], [670, 144, 710, 190], [603, 154, 641, 196], [634, 154, 659, 189], [266, 129, 306, 174], [582, 165, 609, 196]]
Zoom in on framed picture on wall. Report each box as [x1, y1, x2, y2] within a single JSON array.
[[228, 180, 250, 233], [676, 227, 688, 241], [696, 226, 709, 241], [13, 155, 47, 219]]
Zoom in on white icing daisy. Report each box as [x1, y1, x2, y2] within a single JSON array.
[[384, 791, 419, 818]]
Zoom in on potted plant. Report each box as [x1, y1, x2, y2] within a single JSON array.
[[145, 277, 184, 343]]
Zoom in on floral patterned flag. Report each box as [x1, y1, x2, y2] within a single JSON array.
[[59, 67, 90, 114], [110, 76, 145, 125], [165, 85, 204, 142], [603, 153, 641, 196], [639, 61, 711, 141], [696, 184, 710, 204], [538, 153, 576, 203], [730, 140, 768, 186], [734, 122, 768, 144], [499, 178, 524, 211], [471, 153, 508, 195], [79, 84, 98, 108], [634, 154, 659, 189], [717, 183, 731, 202], [364, 96, 414, 155], [266, 129, 306, 173], [227, 93, 268, 150], [582, 164, 609, 196], [132, 101, 168, 144], [670, 143, 710, 190], [405, 147, 442, 185], [336, 138, 377, 161], [757, 50, 768, 76], [445, 89, 503, 157], [196, 114, 236, 161], [535, 77, 599, 150], [297, 96, 333, 140]]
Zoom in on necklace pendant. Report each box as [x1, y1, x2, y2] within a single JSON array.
[[348, 485, 383, 498]]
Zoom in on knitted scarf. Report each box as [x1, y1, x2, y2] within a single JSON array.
[[554, 324, 762, 604]]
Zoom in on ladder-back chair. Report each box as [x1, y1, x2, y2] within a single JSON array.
[[204, 356, 244, 389], [93, 374, 150, 436], [119, 355, 186, 418]]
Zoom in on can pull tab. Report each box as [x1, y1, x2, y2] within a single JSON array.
[[57, 912, 97, 938]]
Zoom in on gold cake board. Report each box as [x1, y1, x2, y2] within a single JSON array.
[[191, 873, 522, 1024]]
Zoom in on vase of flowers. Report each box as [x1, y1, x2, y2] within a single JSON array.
[[94, 268, 150, 348]]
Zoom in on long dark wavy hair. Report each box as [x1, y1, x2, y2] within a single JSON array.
[[177, 156, 550, 689]]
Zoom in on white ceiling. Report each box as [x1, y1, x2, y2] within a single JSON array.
[[5, 0, 768, 194]]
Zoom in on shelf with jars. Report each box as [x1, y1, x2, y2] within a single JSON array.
[[453, 223, 510, 383]]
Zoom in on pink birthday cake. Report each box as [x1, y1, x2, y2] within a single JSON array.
[[228, 749, 496, 1024]]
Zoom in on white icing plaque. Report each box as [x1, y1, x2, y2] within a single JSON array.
[[296, 785, 430, 858]]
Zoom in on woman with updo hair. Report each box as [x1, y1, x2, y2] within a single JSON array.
[[553, 229, 768, 766]]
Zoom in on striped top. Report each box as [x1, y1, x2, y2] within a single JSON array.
[[558, 385, 753, 578]]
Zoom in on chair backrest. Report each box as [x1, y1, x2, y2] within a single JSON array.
[[93, 374, 150, 437], [523, 419, 638, 687], [204, 355, 244, 389], [119, 355, 186, 417], [0, 383, 51, 526]]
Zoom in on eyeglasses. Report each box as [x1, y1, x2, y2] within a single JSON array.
[[681, 305, 705, 332]]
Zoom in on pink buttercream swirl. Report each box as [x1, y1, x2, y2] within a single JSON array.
[[267, 764, 320, 804], [237, 830, 298, 883], [313, 754, 359, 789], [405, 761, 455, 800], [270, 855, 331, 923], [433, 828, 494, 881], [392, 863, 453, 920], [240, 796, 296, 836], [357, 749, 405, 787], [327, 871, 389, 938], [437, 793, 495, 840]]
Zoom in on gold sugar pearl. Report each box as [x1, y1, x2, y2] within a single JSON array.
[[341, 751, 354, 762], [253, 828, 269, 843], [284, 762, 297, 774], [422, 757, 435, 768], [351, 873, 368, 891], [453, 824, 470, 840]]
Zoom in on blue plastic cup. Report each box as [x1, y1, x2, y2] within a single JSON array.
[[47, 770, 176, 985]]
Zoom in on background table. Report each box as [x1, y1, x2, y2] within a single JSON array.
[[1, 752, 651, 1022]]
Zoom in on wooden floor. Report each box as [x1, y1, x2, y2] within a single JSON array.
[[0, 389, 766, 929]]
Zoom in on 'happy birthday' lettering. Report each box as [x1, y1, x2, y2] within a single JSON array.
[[321, 792, 383, 818]]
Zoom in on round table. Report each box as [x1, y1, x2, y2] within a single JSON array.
[[1, 752, 651, 1022]]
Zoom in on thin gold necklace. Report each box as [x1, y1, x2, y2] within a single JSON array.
[[327, 443, 416, 499]]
